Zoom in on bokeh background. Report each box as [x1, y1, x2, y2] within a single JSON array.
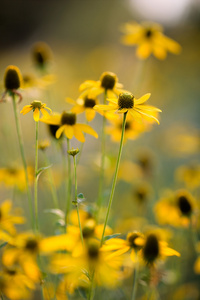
[[0, 0, 200, 299]]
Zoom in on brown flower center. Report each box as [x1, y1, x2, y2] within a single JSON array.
[[100, 72, 117, 90], [25, 238, 39, 253], [4, 66, 21, 90], [177, 195, 192, 215], [143, 234, 159, 264], [84, 98, 96, 108], [145, 29, 153, 38], [118, 93, 134, 109], [61, 112, 76, 126], [127, 232, 142, 250]]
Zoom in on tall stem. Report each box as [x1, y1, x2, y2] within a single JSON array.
[[96, 90, 107, 220], [100, 112, 127, 246], [131, 261, 138, 300], [73, 155, 84, 245], [34, 121, 39, 231], [65, 138, 71, 224], [12, 95, 34, 229]]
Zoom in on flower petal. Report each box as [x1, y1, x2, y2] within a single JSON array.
[[33, 108, 40, 122], [64, 125, 74, 139], [135, 93, 151, 105], [76, 124, 98, 139], [20, 105, 32, 115], [56, 125, 65, 139], [40, 108, 50, 119]]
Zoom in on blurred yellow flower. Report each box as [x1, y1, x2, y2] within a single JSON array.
[[175, 163, 200, 190], [0, 166, 34, 191], [79, 71, 125, 98], [40, 111, 98, 142], [38, 139, 51, 151], [121, 21, 181, 60], [20, 100, 52, 122], [94, 92, 161, 124]]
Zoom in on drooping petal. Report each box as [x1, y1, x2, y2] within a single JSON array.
[[33, 108, 40, 122], [40, 108, 50, 119], [85, 108, 96, 122], [56, 125, 65, 139], [73, 126, 85, 143], [136, 42, 152, 59], [20, 105, 32, 115], [129, 109, 143, 123], [76, 124, 98, 139], [134, 108, 160, 124], [64, 125, 74, 139], [161, 246, 181, 257]]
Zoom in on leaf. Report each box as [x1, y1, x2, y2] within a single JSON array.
[[0, 242, 7, 249], [44, 209, 65, 219], [103, 233, 121, 242], [36, 165, 52, 179]]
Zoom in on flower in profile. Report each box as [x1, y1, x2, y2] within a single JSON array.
[[20, 100, 52, 122], [0, 200, 25, 235], [1, 65, 23, 103], [121, 21, 181, 60], [40, 111, 98, 142], [154, 189, 197, 228], [94, 92, 161, 124], [32, 42, 52, 70], [66, 95, 99, 122], [0, 166, 34, 191], [79, 71, 125, 98]]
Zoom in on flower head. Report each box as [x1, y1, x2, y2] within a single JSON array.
[[94, 92, 161, 124], [79, 71, 125, 98], [121, 21, 181, 60], [32, 42, 52, 70], [20, 100, 51, 122], [40, 111, 98, 142]]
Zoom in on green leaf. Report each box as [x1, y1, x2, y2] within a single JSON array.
[[103, 233, 121, 242], [0, 242, 7, 249], [36, 165, 52, 179]]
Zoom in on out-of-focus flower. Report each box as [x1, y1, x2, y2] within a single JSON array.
[[0, 166, 34, 191], [0, 200, 25, 235], [154, 189, 198, 228], [0, 267, 35, 300], [22, 73, 56, 90], [175, 163, 200, 190], [38, 139, 50, 151], [40, 111, 98, 142], [79, 71, 125, 98], [94, 92, 161, 124], [32, 42, 52, 71], [121, 21, 181, 60], [66, 96, 99, 122], [20, 100, 52, 122]]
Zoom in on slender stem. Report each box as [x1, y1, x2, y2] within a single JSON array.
[[131, 260, 138, 300], [43, 152, 59, 208], [88, 270, 95, 300], [96, 90, 107, 220], [100, 112, 127, 246], [34, 121, 39, 231], [65, 138, 71, 224], [12, 94, 34, 229], [73, 155, 84, 245]]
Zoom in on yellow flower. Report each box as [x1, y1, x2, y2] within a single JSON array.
[[40, 111, 98, 142], [79, 71, 125, 98], [0, 267, 35, 300], [106, 113, 148, 143], [94, 92, 161, 124], [66, 96, 99, 122], [175, 163, 200, 190], [0, 200, 25, 235], [121, 21, 181, 60], [0, 166, 34, 191], [20, 100, 52, 122], [22, 73, 56, 90], [38, 139, 50, 151], [32, 42, 52, 70], [154, 189, 197, 228]]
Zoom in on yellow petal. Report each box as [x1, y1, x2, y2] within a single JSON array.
[[136, 42, 152, 59], [76, 124, 98, 139], [20, 105, 32, 115], [135, 93, 151, 105], [94, 104, 117, 111], [64, 125, 74, 139], [40, 113, 61, 125], [85, 109, 95, 122], [40, 108, 50, 119], [56, 125, 65, 139], [33, 108, 40, 122], [73, 127, 85, 143]]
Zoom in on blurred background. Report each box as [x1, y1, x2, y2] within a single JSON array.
[[0, 0, 200, 298]]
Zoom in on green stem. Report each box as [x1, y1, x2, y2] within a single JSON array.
[[100, 112, 127, 246], [96, 90, 107, 220], [88, 270, 95, 300], [34, 121, 39, 231], [12, 95, 34, 229], [65, 138, 72, 224], [43, 152, 59, 208], [73, 156, 84, 245], [131, 261, 138, 300]]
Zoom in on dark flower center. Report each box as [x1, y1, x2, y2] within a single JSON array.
[[84, 98, 96, 108], [88, 243, 99, 260], [100, 72, 117, 90], [178, 195, 192, 215], [61, 112, 76, 126], [118, 93, 134, 109], [48, 124, 61, 139], [4, 66, 21, 90], [127, 232, 141, 250], [143, 234, 159, 264], [5, 268, 17, 276], [82, 219, 96, 239], [145, 29, 153, 38], [25, 238, 39, 252]]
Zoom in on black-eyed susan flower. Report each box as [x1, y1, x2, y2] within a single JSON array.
[[20, 100, 51, 122], [94, 92, 161, 124], [79, 71, 125, 98], [66, 95, 99, 122], [0, 200, 25, 235], [0, 166, 34, 191], [1, 65, 23, 103], [0, 267, 35, 300], [40, 111, 98, 142], [32, 42, 52, 70], [154, 189, 197, 228], [121, 21, 181, 60], [135, 232, 180, 266]]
